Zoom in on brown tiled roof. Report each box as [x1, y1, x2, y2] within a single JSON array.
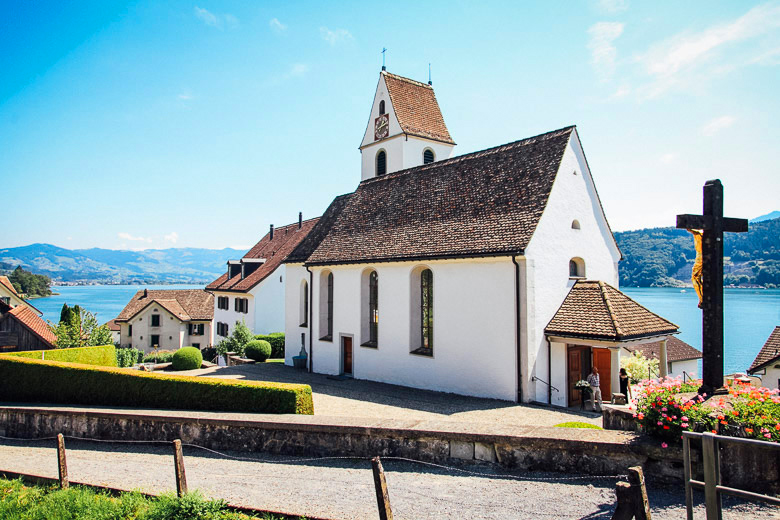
[[545, 280, 679, 341], [0, 276, 19, 297], [115, 290, 213, 322], [748, 326, 780, 373], [306, 126, 575, 265], [7, 304, 56, 346], [286, 195, 353, 264], [626, 337, 702, 363], [207, 218, 320, 292], [383, 72, 455, 144], [104, 319, 120, 332]]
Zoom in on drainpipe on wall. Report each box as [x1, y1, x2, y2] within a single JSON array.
[[511, 255, 523, 403], [305, 265, 313, 373], [546, 336, 552, 405]]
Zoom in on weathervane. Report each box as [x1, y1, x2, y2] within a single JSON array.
[[381, 47, 387, 71]]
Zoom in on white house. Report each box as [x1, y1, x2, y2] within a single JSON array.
[[623, 337, 701, 380], [116, 289, 214, 353], [283, 69, 682, 405], [748, 326, 780, 390], [0, 276, 27, 309], [206, 217, 319, 340]]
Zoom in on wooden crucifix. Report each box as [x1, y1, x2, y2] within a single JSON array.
[[676, 179, 748, 396]]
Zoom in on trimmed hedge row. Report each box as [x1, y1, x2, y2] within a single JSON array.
[[5, 345, 117, 367], [255, 332, 284, 358], [0, 356, 314, 415]]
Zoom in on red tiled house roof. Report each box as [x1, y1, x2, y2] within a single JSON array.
[[626, 337, 702, 363], [0, 276, 20, 297], [7, 304, 57, 346], [545, 280, 679, 342], [748, 326, 780, 374], [104, 318, 120, 332], [115, 290, 213, 322], [306, 126, 575, 266], [383, 72, 455, 145], [207, 218, 319, 293]]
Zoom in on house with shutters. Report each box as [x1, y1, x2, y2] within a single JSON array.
[[115, 289, 213, 353], [206, 217, 319, 340], [280, 69, 684, 405]]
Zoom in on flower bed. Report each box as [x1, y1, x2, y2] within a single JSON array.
[[633, 376, 780, 445]]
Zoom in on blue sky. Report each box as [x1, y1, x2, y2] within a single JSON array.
[[1, 1, 778, 250]]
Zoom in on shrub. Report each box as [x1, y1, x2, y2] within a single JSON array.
[[5, 345, 117, 367], [621, 351, 659, 384], [254, 333, 285, 358], [245, 340, 272, 362], [216, 322, 254, 357], [200, 346, 217, 363], [171, 347, 203, 371], [143, 350, 175, 364], [0, 355, 314, 414], [116, 347, 143, 368]]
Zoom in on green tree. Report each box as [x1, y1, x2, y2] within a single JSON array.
[[215, 321, 254, 356], [620, 351, 660, 384], [52, 306, 113, 349]]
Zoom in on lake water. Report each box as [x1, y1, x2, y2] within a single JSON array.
[[31, 285, 779, 375]]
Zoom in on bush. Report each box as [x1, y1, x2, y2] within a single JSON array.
[[621, 351, 659, 384], [216, 322, 254, 357], [200, 347, 217, 363], [171, 347, 203, 371], [5, 345, 117, 367], [116, 347, 144, 368], [0, 355, 314, 414], [254, 333, 285, 358], [142, 350, 175, 364], [245, 340, 272, 362]]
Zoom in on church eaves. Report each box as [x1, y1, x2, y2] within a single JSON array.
[[383, 72, 455, 145], [304, 126, 575, 266]]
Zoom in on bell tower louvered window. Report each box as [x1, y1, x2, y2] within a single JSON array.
[[423, 149, 434, 164], [379, 100, 385, 115], [376, 150, 387, 177]]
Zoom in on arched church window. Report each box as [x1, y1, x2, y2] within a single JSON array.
[[569, 258, 585, 278], [420, 269, 433, 352], [423, 149, 434, 164], [379, 100, 385, 115], [300, 280, 309, 327], [376, 150, 387, 176], [572, 220, 581, 230], [319, 271, 334, 341]]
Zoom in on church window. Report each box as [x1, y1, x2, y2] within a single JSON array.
[[569, 258, 585, 278], [376, 150, 387, 176], [300, 280, 309, 327], [319, 271, 334, 341], [361, 270, 378, 347], [410, 267, 434, 356], [379, 100, 385, 115], [572, 220, 581, 230], [423, 149, 434, 164]]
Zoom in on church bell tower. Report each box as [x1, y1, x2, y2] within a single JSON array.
[[359, 70, 455, 181]]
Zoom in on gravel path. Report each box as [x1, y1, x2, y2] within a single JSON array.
[[185, 363, 603, 428], [0, 438, 775, 519]]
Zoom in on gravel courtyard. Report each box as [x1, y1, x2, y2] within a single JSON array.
[[187, 362, 602, 427]]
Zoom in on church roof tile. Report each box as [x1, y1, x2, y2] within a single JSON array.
[[383, 72, 455, 144]]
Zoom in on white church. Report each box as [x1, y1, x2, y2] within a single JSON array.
[[242, 69, 685, 406]]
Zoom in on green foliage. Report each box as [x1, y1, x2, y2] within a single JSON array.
[[620, 351, 660, 384], [0, 355, 314, 415], [553, 422, 602, 429], [171, 347, 203, 371], [142, 350, 176, 364], [8, 265, 52, 298], [52, 306, 113, 349], [200, 346, 218, 363], [245, 340, 272, 362], [254, 333, 285, 358], [216, 321, 254, 356], [116, 347, 143, 368], [5, 345, 117, 367]]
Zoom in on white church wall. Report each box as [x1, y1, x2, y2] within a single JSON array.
[[550, 341, 567, 407], [360, 73, 403, 149], [284, 264, 310, 366], [253, 265, 286, 334], [361, 135, 407, 181], [400, 137, 454, 170], [305, 258, 518, 400], [524, 131, 621, 404]]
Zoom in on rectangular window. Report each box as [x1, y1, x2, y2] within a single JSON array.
[[192, 343, 200, 350], [217, 322, 228, 337], [151, 314, 160, 327], [421, 269, 433, 353], [150, 334, 160, 347], [217, 297, 227, 310], [188, 323, 204, 336], [327, 273, 333, 338], [128, 324, 132, 337], [368, 271, 378, 346], [0, 297, 9, 305]]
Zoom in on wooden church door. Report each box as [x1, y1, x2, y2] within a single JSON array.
[[593, 348, 612, 397]]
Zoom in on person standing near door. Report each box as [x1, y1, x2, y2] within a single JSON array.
[[587, 366, 603, 412]]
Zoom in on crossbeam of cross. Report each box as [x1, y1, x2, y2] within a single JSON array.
[[676, 179, 748, 395]]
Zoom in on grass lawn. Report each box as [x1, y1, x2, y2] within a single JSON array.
[[0, 478, 304, 520], [266, 359, 285, 364]]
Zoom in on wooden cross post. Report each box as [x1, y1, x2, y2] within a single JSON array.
[[676, 179, 748, 395]]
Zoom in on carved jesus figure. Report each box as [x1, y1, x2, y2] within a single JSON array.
[[688, 229, 703, 308]]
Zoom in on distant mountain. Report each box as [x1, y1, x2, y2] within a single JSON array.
[[0, 243, 245, 284], [752, 211, 780, 223], [616, 218, 780, 288]]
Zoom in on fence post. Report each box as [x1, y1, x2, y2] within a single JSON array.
[[56, 433, 68, 489], [683, 434, 694, 520], [701, 433, 722, 520], [610, 481, 634, 520], [371, 456, 393, 520], [172, 439, 188, 496], [627, 466, 651, 520]]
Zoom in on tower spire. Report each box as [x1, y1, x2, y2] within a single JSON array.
[[428, 63, 432, 85], [381, 47, 387, 71]]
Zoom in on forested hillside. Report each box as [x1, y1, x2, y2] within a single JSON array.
[[616, 218, 780, 288]]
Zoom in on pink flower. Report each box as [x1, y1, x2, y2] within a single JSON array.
[[661, 442, 668, 448], [764, 433, 772, 439], [681, 416, 689, 421], [681, 423, 689, 428], [662, 407, 668, 412], [657, 421, 663, 426]]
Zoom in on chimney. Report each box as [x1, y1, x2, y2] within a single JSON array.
[[269, 224, 274, 240], [143, 288, 148, 298], [298, 212, 302, 229]]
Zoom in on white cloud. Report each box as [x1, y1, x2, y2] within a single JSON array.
[[588, 22, 625, 81], [660, 153, 677, 164], [178, 92, 193, 100], [269, 18, 287, 32], [289, 63, 309, 77], [320, 27, 353, 46], [118, 232, 152, 243], [701, 115, 736, 136], [194, 6, 237, 29], [164, 232, 179, 244], [611, 84, 631, 98], [597, 0, 628, 14]]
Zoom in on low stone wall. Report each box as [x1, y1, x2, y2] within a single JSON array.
[[603, 405, 638, 432]]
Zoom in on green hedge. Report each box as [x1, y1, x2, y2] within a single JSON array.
[[171, 347, 203, 371], [255, 333, 284, 358], [5, 345, 117, 367], [0, 355, 313, 415], [116, 347, 143, 368], [142, 350, 176, 364]]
